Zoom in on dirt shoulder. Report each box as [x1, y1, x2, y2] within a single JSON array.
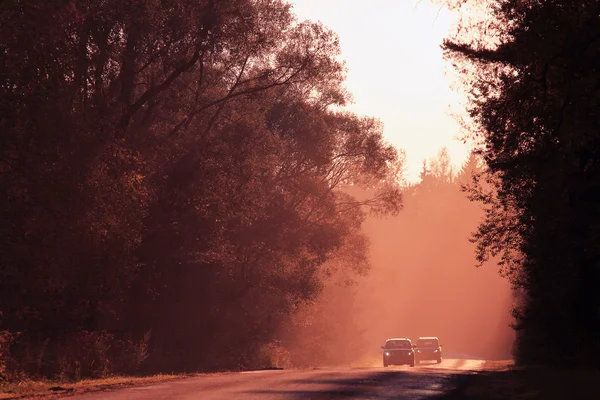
[[0, 374, 201, 399], [442, 360, 600, 399]]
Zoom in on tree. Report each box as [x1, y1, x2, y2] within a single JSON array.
[[456, 151, 482, 186], [443, 0, 600, 367], [0, 0, 402, 377], [429, 147, 454, 184]]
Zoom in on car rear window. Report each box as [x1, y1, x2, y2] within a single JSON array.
[[417, 339, 438, 347], [385, 340, 411, 349]]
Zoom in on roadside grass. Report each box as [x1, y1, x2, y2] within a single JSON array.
[[0, 373, 200, 399], [443, 361, 600, 399]]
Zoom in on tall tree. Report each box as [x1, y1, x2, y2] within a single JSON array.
[[0, 0, 402, 377], [443, 0, 600, 367], [429, 146, 454, 184]]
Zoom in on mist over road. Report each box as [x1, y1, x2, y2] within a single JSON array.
[[63, 359, 492, 400]]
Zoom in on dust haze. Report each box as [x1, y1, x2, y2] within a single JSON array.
[[283, 151, 515, 366]]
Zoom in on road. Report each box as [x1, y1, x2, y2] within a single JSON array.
[[63, 359, 488, 400]]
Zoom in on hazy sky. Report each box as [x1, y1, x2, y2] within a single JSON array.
[[290, 0, 470, 182]]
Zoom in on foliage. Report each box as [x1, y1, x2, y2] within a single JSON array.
[[0, 331, 12, 381], [0, 0, 402, 378], [443, 0, 600, 366]]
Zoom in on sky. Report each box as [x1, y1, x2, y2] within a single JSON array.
[[290, 0, 470, 182]]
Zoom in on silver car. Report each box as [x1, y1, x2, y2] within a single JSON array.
[[415, 336, 443, 364]]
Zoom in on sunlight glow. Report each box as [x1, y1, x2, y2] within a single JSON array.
[[290, 0, 470, 182]]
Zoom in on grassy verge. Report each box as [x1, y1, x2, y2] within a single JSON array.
[[0, 374, 200, 399], [443, 361, 600, 399]]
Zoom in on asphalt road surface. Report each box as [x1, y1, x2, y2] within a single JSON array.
[[63, 359, 487, 400]]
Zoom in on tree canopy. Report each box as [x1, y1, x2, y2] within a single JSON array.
[[444, 0, 600, 367], [0, 0, 402, 378]]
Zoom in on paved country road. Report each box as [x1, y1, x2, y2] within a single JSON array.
[[62, 359, 489, 400]]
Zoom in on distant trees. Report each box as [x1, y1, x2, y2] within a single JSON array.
[[0, 0, 402, 378], [443, 0, 600, 367], [412, 147, 457, 193]]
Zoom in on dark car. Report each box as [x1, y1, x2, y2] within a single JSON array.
[[380, 338, 415, 367], [415, 336, 442, 364]]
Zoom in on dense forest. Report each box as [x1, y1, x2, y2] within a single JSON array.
[[444, 0, 600, 367], [0, 0, 403, 379]]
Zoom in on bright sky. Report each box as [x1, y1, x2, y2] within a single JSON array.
[[290, 0, 470, 182]]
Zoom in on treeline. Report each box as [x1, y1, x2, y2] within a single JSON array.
[[0, 0, 402, 380], [444, 0, 600, 367]]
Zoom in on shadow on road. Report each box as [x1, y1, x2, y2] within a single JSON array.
[[245, 370, 457, 399], [440, 367, 600, 400]]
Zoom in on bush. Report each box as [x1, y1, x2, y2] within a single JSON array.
[[258, 341, 292, 369], [1, 330, 151, 381], [57, 331, 113, 380], [110, 331, 151, 375], [0, 331, 12, 381]]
